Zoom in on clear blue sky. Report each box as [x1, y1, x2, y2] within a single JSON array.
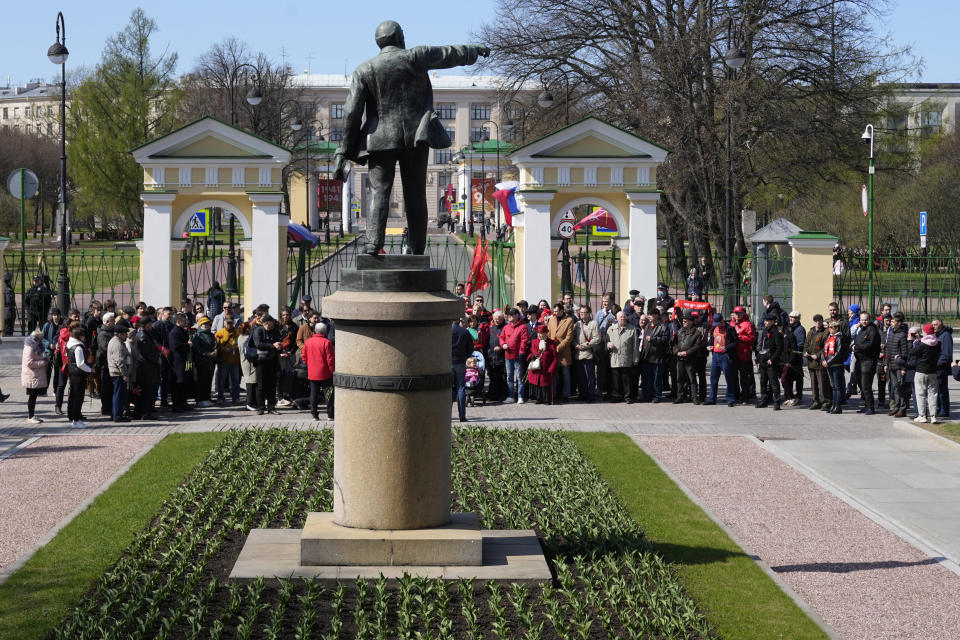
[[1, 1, 956, 86]]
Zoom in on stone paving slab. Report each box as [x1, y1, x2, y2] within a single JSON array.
[[766, 436, 960, 567]]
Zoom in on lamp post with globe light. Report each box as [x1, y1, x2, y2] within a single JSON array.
[[861, 123, 875, 312], [48, 11, 70, 313], [722, 37, 746, 315]]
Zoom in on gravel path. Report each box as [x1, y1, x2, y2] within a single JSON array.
[[0, 434, 157, 572], [638, 435, 960, 640]]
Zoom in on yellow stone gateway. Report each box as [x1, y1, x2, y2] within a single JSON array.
[[130, 116, 291, 310], [506, 116, 669, 303]]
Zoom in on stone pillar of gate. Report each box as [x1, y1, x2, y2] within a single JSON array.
[[787, 231, 838, 325], [514, 191, 555, 304], [625, 192, 660, 299], [140, 193, 177, 307], [249, 193, 287, 312]]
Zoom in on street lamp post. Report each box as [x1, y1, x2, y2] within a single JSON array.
[[722, 37, 746, 316], [228, 63, 262, 127], [48, 12, 70, 314], [862, 124, 875, 312], [482, 120, 501, 233], [223, 64, 263, 293]]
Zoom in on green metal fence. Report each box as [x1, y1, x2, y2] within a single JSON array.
[[657, 248, 792, 322], [3, 248, 141, 334], [833, 249, 960, 321], [180, 237, 244, 311], [287, 234, 515, 312]]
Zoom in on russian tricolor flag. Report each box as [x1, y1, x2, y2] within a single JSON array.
[[492, 181, 521, 227]]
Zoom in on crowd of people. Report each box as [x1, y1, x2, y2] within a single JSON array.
[[8, 279, 959, 429], [17, 293, 335, 428], [449, 283, 959, 424]]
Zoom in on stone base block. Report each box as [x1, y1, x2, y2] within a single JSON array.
[[301, 512, 482, 566], [231, 528, 551, 584]]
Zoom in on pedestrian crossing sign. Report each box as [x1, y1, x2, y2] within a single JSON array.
[[188, 209, 209, 236]]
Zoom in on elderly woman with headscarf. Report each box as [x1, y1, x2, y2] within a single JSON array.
[[22, 328, 49, 423]]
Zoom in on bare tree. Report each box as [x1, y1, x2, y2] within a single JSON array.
[[476, 0, 914, 263]]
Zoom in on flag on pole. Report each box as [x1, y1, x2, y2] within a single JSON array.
[[492, 181, 521, 227], [465, 237, 490, 296], [572, 207, 617, 231]]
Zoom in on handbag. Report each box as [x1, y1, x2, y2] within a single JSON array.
[[528, 357, 541, 371]]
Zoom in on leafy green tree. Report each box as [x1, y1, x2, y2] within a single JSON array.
[[68, 8, 182, 229]]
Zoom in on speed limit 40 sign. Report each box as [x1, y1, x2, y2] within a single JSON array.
[[558, 220, 574, 238]]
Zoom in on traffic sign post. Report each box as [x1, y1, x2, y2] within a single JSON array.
[[6, 168, 39, 321], [920, 211, 929, 316], [188, 209, 210, 236]]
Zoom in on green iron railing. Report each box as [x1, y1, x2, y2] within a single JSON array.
[[3, 248, 141, 335]]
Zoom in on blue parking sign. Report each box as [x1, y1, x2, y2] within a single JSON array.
[[919, 211, 927, 236]]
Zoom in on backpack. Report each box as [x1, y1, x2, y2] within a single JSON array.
[[243, 337, 259, 364]]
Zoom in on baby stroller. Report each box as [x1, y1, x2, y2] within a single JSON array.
[[464, 350, 486, 407]]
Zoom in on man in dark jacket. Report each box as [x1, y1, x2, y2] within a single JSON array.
[[168, 313, 192, 412], [252, 314, 282, 414], [95, 312, 116, 417], [706, 313, 739, 406], [452, 317, 473, 422], [131, 315, 161, 420], [932, 318, 953, 418], [672, 311, 704, 404], [640, 308, 669, 402], [853, 312, 882, 414], [755, 313, 785, 410], [155, 307, 176, 407], [883, 312, 909, 417], [784, 311, 806, 405]]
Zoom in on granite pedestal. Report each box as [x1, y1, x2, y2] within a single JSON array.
[[231, 254, 549, 581]]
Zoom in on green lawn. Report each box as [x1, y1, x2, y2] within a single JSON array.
[[919, 421, 960, 445], [0, 433, 227, 640], [570, 432, 829, 640]]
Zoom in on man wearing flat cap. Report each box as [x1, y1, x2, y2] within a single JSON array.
[[333, 20, 490, 255]]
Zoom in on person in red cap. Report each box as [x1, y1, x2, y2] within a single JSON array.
[[526, 325, 557, 404], [732, 306, 756, 404], [913, 323, 940, 423]]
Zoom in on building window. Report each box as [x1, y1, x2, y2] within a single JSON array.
[[329, 127, 343, 142], [47, 123, 53, 136], [470, 103, 490, 121], [330, 103, 343, 120], [436, 103, 457, 120], [921, 110, 942, 138], [434, 149, 454, 164], [887, 113, 907, 136], [2, 108, 7, 119], [445, 127, 455, 143], [470, 127, 486, 143], [14, 107, 19, 118], [47, 106, 53, 116], [24, 106, 31, 118]]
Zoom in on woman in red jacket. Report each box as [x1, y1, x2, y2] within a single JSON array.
[[526, 325, 557, 404], [301, 322, 335, 420]]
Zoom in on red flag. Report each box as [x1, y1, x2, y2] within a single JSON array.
[[465, 238, 490, 296], [572, 207, 617, 232]]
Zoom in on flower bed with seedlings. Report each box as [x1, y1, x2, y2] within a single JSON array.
[[50, 428, 714, 640]]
